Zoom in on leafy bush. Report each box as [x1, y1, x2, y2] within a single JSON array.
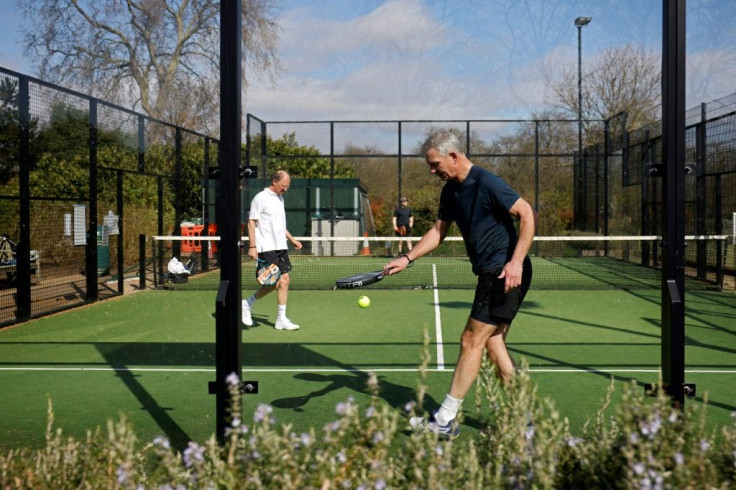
[[1, 366, 734, 489]]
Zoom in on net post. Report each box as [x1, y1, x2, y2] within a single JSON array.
[[139, 234, 146, 290]]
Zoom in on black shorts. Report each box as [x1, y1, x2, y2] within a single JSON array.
[[470, 256, 532, 325], [258, 250, 293, 275]]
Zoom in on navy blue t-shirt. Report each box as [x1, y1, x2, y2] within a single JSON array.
[[438, 165, 520, 274]]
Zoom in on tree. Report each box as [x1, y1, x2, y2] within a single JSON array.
[[262, 132, 355, 179], [18, 0, 281, 133], [0, 78, 21, 184], [550, 44, 660, 133]]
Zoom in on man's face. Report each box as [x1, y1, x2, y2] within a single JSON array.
[[273, 176, 291, 195], [425, 148, 456, 181]]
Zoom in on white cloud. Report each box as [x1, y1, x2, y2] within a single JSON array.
[[246, 0, 459, 120], [279, 0, 445, 75], [686, 49, 736, 106], [246, 0, 736, 123]]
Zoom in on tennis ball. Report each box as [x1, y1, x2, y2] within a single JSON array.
[[358, 295, 370, 308]]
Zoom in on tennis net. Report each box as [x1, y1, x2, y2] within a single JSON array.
[[151, 235, 732, 291]]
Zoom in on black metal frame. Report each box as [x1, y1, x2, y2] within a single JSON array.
[[661, 0, 687, 406], [213, 0, 244, 442]]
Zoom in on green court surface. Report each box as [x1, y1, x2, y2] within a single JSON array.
[[0, 287, 734, 452]]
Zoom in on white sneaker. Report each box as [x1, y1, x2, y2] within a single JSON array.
[[241, 302, 253, 327], [409, 413, 460, 439], [274, 317, 299, 330]]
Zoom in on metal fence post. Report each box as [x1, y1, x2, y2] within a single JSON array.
[[16, 75, 31, 320], [86, 100, 99, 301]]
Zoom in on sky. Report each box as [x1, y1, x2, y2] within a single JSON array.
[[1, 0, 734, 122]]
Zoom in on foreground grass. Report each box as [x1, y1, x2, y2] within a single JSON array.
[[2, 354, 734, 490]]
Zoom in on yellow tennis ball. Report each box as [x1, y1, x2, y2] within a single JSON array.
[[358, 295, 370, 308]]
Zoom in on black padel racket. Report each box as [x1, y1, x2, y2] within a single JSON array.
[[335, 270, 384, 289]]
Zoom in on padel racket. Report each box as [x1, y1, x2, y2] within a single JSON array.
[[397, 225, 407, 236], [335, 270, 384, 289], [256, 259, 281, 286]]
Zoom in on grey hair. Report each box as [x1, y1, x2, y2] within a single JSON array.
[[421, 130, 463, 157]]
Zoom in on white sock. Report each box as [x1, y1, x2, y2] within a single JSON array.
[[277, 304, 286, 319], [435, 394, 463, 426]]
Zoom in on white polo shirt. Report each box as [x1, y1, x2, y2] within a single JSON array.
[[249, 187, 288, 252]]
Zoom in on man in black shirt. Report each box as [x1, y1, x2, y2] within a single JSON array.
[[392, 196, 414, 254], [384, 131, 535, 438]]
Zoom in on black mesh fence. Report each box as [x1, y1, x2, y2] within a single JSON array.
[[0, 67, 217, 328], [576, 95, 736, 286], [244, 116, 597, 239], [587, 95, 736, 239], [2, 64, 734, 327]]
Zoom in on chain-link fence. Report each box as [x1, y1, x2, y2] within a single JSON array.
[[577, 94, 736, 286], [0, 67, 218, 327], [3, 64, 733, 327], [245, 116, 605, 239]]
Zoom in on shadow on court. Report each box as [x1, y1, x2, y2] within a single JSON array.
[[270, 372, 437, 414]]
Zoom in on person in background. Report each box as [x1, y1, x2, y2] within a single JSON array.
[[392, 196, 414, 254], [242, 170, 303, 331]]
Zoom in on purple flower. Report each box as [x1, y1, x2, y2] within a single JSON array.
[[116, 464, 130, 485], [525, 424, 536, 441], [226, 372, 240, 386], [300, 432, 312, 446], [183, 442, 205, 468], [336, 396, 356, 415], [253, 403, 273, 423], [565, 436, 583, 447], [640, 415, 662, 439], [153, 436, 170, 449]]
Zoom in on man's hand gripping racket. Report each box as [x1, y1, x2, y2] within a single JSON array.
[[335, 269, 384, 289], [335, 255, 413, 289]]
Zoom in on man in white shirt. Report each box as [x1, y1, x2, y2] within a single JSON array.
[[242, 170, 303, 330]]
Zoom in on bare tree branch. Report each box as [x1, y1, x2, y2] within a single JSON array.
[[19, 0, 281, 133], [550, 44, 660, 132]]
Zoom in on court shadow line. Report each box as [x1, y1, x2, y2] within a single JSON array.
[[641, 317, 736, 356], [524, 310, 661, 340], [101, 352, 193, 453]]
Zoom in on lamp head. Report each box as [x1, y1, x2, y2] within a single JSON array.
[[575, 16, 592, 27]]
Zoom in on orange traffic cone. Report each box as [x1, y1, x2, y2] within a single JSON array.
[[360, 232, 371, 256]]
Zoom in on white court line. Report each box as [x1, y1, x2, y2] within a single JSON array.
[[432, 263, 445, 370], [1, 367, 735, 374]]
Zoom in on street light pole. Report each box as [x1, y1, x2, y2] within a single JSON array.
[[575, 16, 591, 229]]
